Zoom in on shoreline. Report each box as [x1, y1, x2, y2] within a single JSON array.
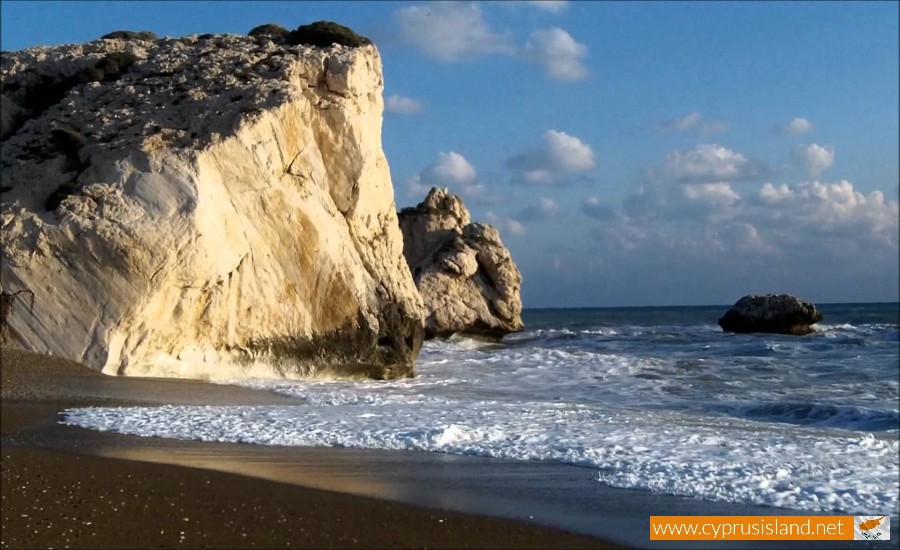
[[2, 445, 615, 550], [1, 347, 886, 549], [1, 347, 619, 549]]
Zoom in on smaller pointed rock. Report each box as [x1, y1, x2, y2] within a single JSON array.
[[398, 187, 523, 341]]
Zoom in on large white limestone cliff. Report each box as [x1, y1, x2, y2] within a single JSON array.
[[0, 32, 425, 380]]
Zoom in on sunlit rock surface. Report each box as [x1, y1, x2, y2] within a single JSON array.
[[0, 32, 424, 379], [398, 188, 523, 341]]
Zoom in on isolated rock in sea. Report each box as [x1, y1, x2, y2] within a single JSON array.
[[397, 188, 523, 341], [718, 294, 823, 335], [0, 28, 425, 380]]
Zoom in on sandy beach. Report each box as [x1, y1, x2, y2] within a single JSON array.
[[4, 347, 886, 550], [1, 347, 621, 549]]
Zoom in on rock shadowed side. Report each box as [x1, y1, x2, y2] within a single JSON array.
[[240, 303, 423, 380], [718, 294, 823, 335], [398, 188, 523, 341]]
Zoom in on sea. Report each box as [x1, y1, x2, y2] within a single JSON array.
[[64, 303, 899, 517]]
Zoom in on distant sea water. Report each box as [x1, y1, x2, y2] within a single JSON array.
[[64, 303, 900, 515]]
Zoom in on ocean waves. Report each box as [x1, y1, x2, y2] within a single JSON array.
[[59, 303, 900, 517], [62, 399, 899, 515], [717, 402, 900, 432]]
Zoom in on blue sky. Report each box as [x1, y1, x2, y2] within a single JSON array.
[[2, 1, 898, 307]]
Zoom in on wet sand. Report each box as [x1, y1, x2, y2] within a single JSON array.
[[3, 348, 875, 550], [3, 446, 624, 549], [1, 347, 620, 549]]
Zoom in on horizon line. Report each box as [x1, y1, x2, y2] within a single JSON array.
[[523, 301, 899, 311]]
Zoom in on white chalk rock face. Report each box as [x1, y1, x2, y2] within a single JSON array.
[[398, 188, 523, 341], [0, 33, 424, 380]]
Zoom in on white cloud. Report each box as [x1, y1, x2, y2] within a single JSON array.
[[517, 0, 568, 13], [506, 130, 596, 185], [407, 151, 475, 195], [407, 151, 494, 204], [394, 2, 514, 62], [615, 178, 897, 254], [561, 153, 897, 303], [507, 218, 527, 236], [587, 178, 898, 302], [681, 182, 741, 207], [582, 197, 615, 220], [626, 149, 759, 221], [659, 112, 727, 136], [517, 197, 561, 221], [791, 143, 834, 177], [543, 131, 595, 171], [716, 222, 769, 252], [623, 179, 741, 225], [523, 27, 588, 81], [664, 112, 702, 131], [757, 182, 793, 204], [485, 211, 527, 236], [778, 117, 814, 135], [385, 94, 423, 115], [422, 151, 477, 185], [589, 219, 649, 252], [665, 144, 769, 183], [751, 180, 897, 243]]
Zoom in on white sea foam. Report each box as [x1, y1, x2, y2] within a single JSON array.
[[814, 323, 857, 332], [62, 397, 899, 514], [60, 310, 900, 516]]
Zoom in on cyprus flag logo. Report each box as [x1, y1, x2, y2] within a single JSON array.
[[854, 516, 890, 541]]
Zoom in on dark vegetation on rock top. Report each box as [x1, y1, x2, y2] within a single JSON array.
[[100, 30, 158, 41], [284, 21, 372, 48], [246, 21, 371, 48], [248, 24, 290, 41]]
